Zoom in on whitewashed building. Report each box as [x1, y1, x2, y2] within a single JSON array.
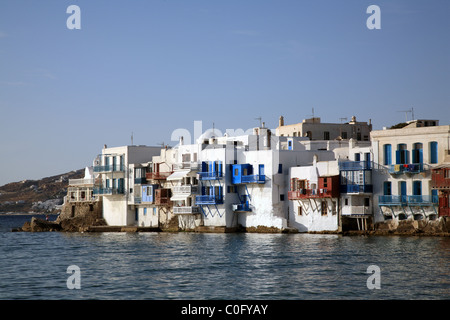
[[371, 120, 450, 222], [93, 145, 163, 226]]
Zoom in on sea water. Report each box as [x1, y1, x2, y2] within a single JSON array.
[[0, 214, 449, 300]]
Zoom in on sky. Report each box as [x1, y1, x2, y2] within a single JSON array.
[[0, 0, 449, 185]]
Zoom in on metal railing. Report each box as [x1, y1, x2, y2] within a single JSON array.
[[68, 178, 96, 186], [339, 161, 372, 171], [340, 184, 373, 194], [172, 185, 199, 194], [378, 195, 438, 206], [241, 175, 265, 184], [195, 195, 224, 204], [93, 164, 125, 173], [198, 171, 223, 180], [173, 206, 200, 214], [388, 163, 426, 174]]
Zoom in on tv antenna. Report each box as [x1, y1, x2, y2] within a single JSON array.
[[397, 107, 414, 122], [255, 116, 262, 127], [131, 132, 134, 146]]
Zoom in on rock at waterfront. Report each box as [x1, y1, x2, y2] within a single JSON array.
[[29, 217, 62, 232]]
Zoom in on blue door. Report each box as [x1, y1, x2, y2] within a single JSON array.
[[413, 181, 422, 196], [400, 181, 407, 203]]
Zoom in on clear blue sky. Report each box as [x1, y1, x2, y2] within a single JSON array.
[[0, 0, 449, 185]]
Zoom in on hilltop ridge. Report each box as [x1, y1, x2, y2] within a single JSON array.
[[0, 169, 84, 213]]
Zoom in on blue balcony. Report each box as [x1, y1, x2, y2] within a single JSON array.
[[198, 171, 223, 180], [195, 195, 223, 205], [407, 195, 438, 205], [232, 202, 251, 212], [340, 184, 373, 194], [378, 195, 407, 206], [231, 164, 265, 184], [388, 163, 424, 174], [339, 161, 371, 171], [378, 195, 438, 206]]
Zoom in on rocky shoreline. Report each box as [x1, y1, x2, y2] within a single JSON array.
[[12, 213, 450, 236]]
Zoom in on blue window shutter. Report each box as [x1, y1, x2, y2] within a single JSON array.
[[384, 144, 391, 165], [430, 142, 438, 164], [395, 150, 401, 164]]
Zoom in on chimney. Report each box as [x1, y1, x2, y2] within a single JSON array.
[[279, 116, 284, 127]]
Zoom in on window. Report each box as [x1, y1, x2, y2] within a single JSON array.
[[355, 153, 361, 161], [298, 206, 302, 216], [345, 198, 348, 206], [332, 201, 337, 215], [321, 201, 328, 216], [342, 132, 347, 139], [324, 131, 330, 140], [234, 168, 239, 176], [430, 141, 438, 164], [144, 208, 147, 216], [364, 198, 370, 207], [89, 204, 94, 212], [323, 178, 328, 188], [396, 144, 409, 164], [412, 143, 423, 164], [413, 181, 422, 196], [280, 194, 285, 201], [383, 144, 392, 165], [384, 181, 392, 195]]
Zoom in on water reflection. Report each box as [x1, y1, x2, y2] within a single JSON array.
[[0, 227, 449, 299]]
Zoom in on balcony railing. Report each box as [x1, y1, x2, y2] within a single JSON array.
[[93, 165, 125, 173], [173, 162, 200, 170], [378, 195, 438, 206], [134, 177, 147, 185], [342, 206, 371, 216], [232, 203, 251, 212], [146, 172, 173, 180], [340, 184, 373, 194], [388, 163, 425, 174], [195, 195, 224, 205], [173, 206, 200, 214], [240, 175, 265, 184], [288, 189, 334, 200], [93, 187, 124, 195], [339, 161, 372, 171], [172, 185, 199, 194], [198, 171, 223, 180], [68, 178, 96, 186]]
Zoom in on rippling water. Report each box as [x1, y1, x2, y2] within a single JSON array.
[[0, 214, 449, 300]]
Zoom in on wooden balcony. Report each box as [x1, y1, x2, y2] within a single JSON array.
[[146, 171, 173, 180], [288, 189, 335, 200]]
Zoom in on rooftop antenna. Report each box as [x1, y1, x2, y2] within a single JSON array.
[[131, 132, 134, 146], [308, 108, 316, 122], [255, 116, 262, 127], [397, 108, 414, 122]]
